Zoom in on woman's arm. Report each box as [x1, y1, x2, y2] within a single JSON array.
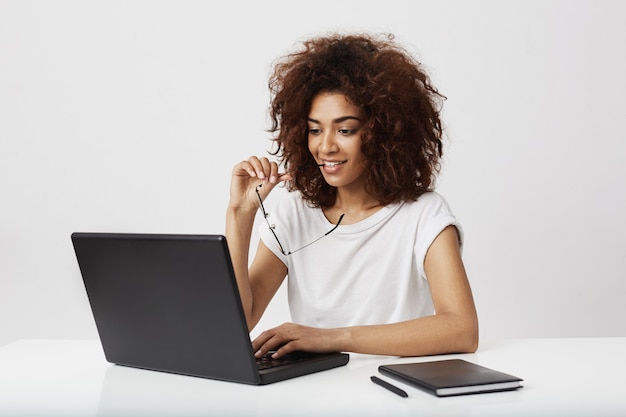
[[252, 225, 479, 357], [226, 157, 290, 331]]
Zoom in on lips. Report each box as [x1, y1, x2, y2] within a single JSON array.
[[319, 160, 347, 175], [321, 160, 346, 167]]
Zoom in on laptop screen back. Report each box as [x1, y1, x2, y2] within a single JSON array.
[[72, 233, 261, 384]]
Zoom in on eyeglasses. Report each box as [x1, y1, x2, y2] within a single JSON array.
[[255, 184, 344, 256]]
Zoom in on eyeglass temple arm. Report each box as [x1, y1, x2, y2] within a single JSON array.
[[325, 214, 345, 235]]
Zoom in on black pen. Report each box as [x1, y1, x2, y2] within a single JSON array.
[[370, 375, 409, 398]]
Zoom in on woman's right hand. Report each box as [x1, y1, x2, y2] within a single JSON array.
[[229, 156, 291, 213]]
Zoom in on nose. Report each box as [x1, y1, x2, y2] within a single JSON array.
[[318, 130, 339, 154]]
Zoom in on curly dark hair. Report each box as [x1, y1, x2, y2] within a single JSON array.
[[268, 32, 445, 209]]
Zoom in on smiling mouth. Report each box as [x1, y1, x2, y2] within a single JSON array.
[[322, 161, 346, 167]]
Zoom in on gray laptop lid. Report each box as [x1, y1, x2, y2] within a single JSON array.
[[72, 233, 261, 384], [72, 232, 349, 385]]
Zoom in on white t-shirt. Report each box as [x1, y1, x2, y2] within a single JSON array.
[[258, 191, 462, 328]]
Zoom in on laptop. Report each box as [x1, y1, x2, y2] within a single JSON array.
[[71, 232, 349, 385]]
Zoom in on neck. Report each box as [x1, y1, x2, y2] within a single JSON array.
[[325, 189, 383, 225]]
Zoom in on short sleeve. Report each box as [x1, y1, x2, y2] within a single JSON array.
[[413, 193, 463, 280]]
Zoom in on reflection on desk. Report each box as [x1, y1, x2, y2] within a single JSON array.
[[1, 338, 625, 416]]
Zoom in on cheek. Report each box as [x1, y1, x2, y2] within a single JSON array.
[[346, 138, 365, 160]]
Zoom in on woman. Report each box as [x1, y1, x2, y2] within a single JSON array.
[[226, 33, 478, 359]]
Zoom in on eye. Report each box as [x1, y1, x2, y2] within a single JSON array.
[[338, 128, 357, 135], [308, 128, 322, 135]]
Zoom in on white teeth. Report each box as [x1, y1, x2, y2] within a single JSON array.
[[324, 161, 344, 167]]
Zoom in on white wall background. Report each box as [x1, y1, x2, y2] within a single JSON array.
[[1, 0, 625, 347]]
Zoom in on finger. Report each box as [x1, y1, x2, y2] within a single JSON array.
[[252, 323, 298, 357], [258, 158, 273, 181], [253, 333, 285, 358], [268, 161, 281, 184], [277, 171, 293, 182], [271, 341, 301, 358], [251, 331, 270, 353], [247, 156, 274, 181], [252, 328, 281, 356], [233, 160, 258, 179], [243, 156, 265, 180]]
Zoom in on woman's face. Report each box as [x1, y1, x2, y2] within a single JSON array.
[[307, 92, 367, 190]]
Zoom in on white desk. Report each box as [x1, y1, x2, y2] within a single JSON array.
[[1, 338, 625, 416]]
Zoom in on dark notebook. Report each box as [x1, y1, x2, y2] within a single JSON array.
[[379, 359, 523, 397], [71, 232, 349, 385]]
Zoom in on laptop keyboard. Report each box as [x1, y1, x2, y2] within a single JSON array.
[[256, 351, 316, 370]]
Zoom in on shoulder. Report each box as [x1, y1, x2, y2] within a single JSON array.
[[402, 191, 463, 250], [400, 191, 454, 216], [417, 191, 450, 206]]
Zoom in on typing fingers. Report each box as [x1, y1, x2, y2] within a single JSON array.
[[252, 323, 297, 358]]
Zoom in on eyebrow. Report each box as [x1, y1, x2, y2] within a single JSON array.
[[307, 116, 363, 124]]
